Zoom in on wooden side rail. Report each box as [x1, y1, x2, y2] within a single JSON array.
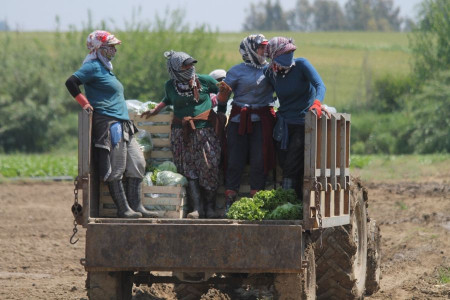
[[303, 110, 351, 230]]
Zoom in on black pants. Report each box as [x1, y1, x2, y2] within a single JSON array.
[[277, 124, 305, 196], [225, 121, 266, 191]]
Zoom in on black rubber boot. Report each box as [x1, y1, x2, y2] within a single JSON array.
[[107, 180, 142, 218], [203, 188, 218, 219], [126, 177, 159, 218], [224, 190, 238, 215], [187, 179, 202, 219]]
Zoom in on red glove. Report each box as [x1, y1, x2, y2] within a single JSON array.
[[309, 99, 322, 118], [75, 94, 93, 111]]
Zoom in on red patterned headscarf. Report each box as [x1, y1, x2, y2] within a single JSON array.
[[83, 30, 121, 70], [265, 37, 297, 61]]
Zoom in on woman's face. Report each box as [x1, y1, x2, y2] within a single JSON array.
[[181, 63, 194, 70], [257, 44, 266, 56], [100, 45, 117, 60]]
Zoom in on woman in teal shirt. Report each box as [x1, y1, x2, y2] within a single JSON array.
[[66, 30, 157, 219], [143, 51, 223, 219]]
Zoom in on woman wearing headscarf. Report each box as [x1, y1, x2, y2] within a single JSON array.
[[142, 51, 224, 219], [218, 34, 276, 212], [263, 37, 328, 198], [65, 30, 158, 219]]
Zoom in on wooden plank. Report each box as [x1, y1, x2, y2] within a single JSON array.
[[140, 125, 171, 134], [320, 115, 327, 188], [344, 189, 350, 215], [321, 215, 350, 227], [152, 138, 171, 147], [330, 189, 335, 217], [143, 185, 185, 195], [150, 150, 173, 159], [346, 118, 351, 168], [339, 115, 347, 190], [134, 113, 173, 124], [330, 115, 337, 189], [325, 190, 331, 217]]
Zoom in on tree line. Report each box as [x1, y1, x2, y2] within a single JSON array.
[[243, 0, 411, 32]]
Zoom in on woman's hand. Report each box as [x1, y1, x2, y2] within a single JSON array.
[[217, 81, 232, 103], [141, 109, 157, 119], [141, 102, 166, 119]]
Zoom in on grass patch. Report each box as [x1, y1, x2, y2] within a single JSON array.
[[438, 267, 450, 284], [395, 201, 408, 210], [350, 154, 450, 182], [0, 153, 77, 178]]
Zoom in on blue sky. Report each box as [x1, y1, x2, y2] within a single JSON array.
[[2, 0, 423, 32]]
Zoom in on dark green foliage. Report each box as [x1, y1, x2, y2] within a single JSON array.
[[247, 0, 402, 32], [351, 112, 413, 154], [370, 73, 415, 112], [242, 0, 290, 31], [410, 0, 450, 82], [407, 70, 450, 153], [266, 203, 303, 220]]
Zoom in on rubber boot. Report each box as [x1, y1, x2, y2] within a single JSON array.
[[107, 180, 142, 218], [224, 190, 238, 215], [203, 188, 218, 219], [126, 177, 159, 218], [187, 179, 202, 219]]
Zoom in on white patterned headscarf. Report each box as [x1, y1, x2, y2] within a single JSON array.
[[164, 50, 201, 100], [82, 30, 121, 70], [239, 34, 268, 69]]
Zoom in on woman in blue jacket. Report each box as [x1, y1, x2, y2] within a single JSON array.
[[264, 37, 328, 198]]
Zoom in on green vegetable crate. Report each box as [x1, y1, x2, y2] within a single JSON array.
[[98, 111, 187, 218]]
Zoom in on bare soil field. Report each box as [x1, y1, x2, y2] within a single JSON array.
[[0, 179, 449, 299]]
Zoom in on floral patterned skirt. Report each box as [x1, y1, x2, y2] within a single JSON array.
[[170, 127, 221, 191]]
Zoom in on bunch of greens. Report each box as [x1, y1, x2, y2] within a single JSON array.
[[266, 203, 303, 220], [254, 188, 299, 211], [226, 188, 302, 221], [226, 197, 267, 221]]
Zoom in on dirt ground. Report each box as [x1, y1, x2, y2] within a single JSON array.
[[0, 178, 449, 300]]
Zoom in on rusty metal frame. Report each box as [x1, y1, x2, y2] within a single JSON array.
[[85, 220, 304, 273], [77, 111, 92, 227]]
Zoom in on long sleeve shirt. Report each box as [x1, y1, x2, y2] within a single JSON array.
[[264, 57, 326, 124]]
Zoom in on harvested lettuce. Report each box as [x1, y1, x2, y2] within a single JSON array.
[[155, 171, 187, 187], [226, 197, 267, 221]]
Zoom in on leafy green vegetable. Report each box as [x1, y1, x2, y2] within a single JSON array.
[[266, 203, 303, 220], [157, 161, 177, 173], [226, 188, 302, 221], [148, 102, 156, 109], [226, 197, 267, 221], [254, 188, 299, 211], [156, 171, 188, 186], [151, 169, 159, 184]]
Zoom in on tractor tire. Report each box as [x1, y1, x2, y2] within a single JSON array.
[[314, 178, 368, 300], [86, 271, 133, 300], [274, 238, 316, 300], [365, 219, 381, 295], [173, 283, 210, 300], [173, 272, 211, 300]]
